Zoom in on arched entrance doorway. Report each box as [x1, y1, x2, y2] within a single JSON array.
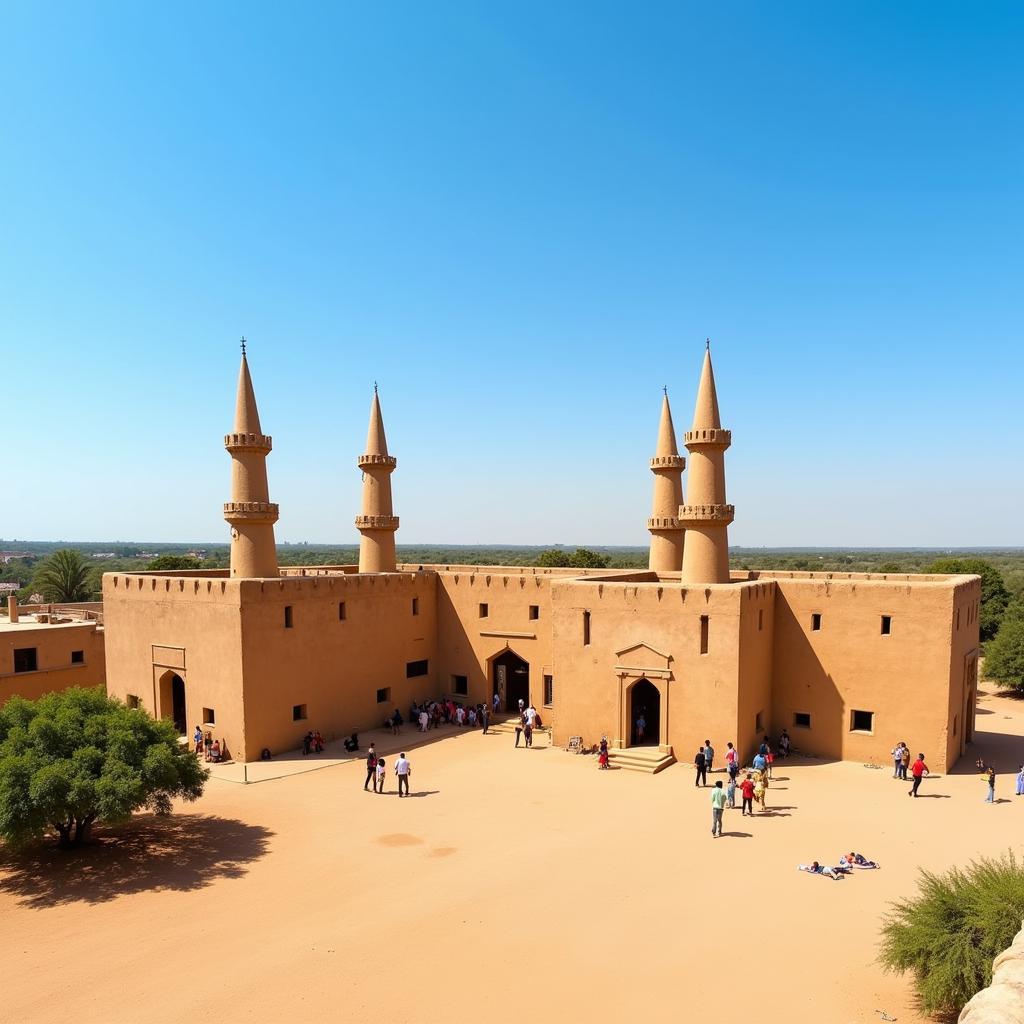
[[629, 678, 660, 747], [492, 649, 530, 713], [158, 670, 187, 735]]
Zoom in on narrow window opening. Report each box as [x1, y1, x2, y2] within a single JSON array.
[[452, 674, 468, 696], [757, 609, 763, 631], [406, 659, 429, 678], [953, 714, 958, 736], [794, 712, 811, 729], [71, 649, 85, 664], [529, 605, 539, 621], [582, 610, 591, 646], [851, 709, 874, 733], [292, 704, 307, 721], [811, 613, 822, 632], [202, 707, 216, 725], [700, 615, 709, 655], [956, 608, 960, 630], [376, 687, 391, 704], [544, 674, 554, 706], [284, 605, 293, 628], [339, 601, 346, 620], [880, 615, 892, 636], [412, 597, 419, 616], [479, 603, 489, 618]]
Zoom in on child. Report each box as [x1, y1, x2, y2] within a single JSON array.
[[726, 774, 737, 809], [375, 757, 386, 793], [740, 774, 755, 816], [598, 748, 609, 770], [753, 773, 766, 812]]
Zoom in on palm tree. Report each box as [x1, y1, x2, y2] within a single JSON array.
[[32, 549, 95, 602]]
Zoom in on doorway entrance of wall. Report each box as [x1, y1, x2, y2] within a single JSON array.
[[492, 650, 530, 713], [158, 670, 188, 735], [629, 678, 660, 747]]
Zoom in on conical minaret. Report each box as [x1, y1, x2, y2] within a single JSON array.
[[223, 341, 280, 578], [679, 344, 734, 584], [647, 390, 686, 572], [356, 386, 399, 572]]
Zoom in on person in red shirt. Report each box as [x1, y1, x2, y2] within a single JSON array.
[[909, 753, 930, 797], [740, 773, 756, 816]]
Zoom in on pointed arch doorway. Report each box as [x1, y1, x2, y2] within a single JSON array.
[[158, 670, 188, 735], [613, 642, 673, 752], [629, 678, 660, 746], [491, 649, 530, 713]]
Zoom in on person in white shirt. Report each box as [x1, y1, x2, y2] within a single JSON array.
[[394, 753, 411, 797], [418, 710, 429, 733], [525, 703, 537, 726]]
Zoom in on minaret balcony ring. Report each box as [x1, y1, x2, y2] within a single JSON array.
[[683, 428, 731, 447], [647, 516, 681, 530], [355, 514, 400, 530], [678, 503, 735, 524], [223, 501, 280, 522], [649, 455, 686, 470], [357, 454, 398, 469], [224, 432, 273, 452]]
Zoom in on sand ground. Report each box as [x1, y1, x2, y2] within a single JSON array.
[[3, 689, 1023, 1024]]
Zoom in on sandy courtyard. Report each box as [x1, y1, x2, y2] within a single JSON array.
[[3, 690, 1023, 1024]]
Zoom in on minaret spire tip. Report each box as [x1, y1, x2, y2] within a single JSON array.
[[706, 337, 710, 351], [240, 336, 247, 357]]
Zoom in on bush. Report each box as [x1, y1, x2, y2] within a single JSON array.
[[985, 614, 1024, 692], [879, 850, 1024, 1016], [0, 687, 208, 847]]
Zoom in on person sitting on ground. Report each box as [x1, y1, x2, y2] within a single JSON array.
[[313, 730, 325, 753], [210, 739, 221, 763], [343, 732, 359, 752], [799, 862, 844, 880], [840, 852, 880, 869]]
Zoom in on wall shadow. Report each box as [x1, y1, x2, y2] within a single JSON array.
[[0, 813, 274, 909], [949, 728, 1024, 776]]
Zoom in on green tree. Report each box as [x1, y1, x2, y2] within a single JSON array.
[[536, 547, 611, 569], [927, 558, 1010, 641], [146, 555, 202, 571], [880, 851, 1024, 1016], [984, 612, 1024, 693], [31, 548, 95, 602], [0, 687, 208, 848], [876, 561, 903, 573]]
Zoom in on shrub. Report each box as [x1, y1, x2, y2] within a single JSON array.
[[879, 850, 1024, 1016]]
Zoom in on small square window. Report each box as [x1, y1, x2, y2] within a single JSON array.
[[811, 613, 822, 631], [284, 606, 294, 628], [376, 687, 391, 704], [126, 694, 141, 710], [406, 659, 429, 678], [851, 709, 874, 733], [794, 712, 811, 729], [452, 674, 468, 696], [881, 615, 892, 636], [479, 603, 489, 618], [13, 648, 37, 673], [71, 649, 84, 664], [544, 674, 553, 706], [529, 605, 539, 621], [412, 597, 419, 616], [339, 601, 346, 621], [293, 704, 307, 721], [202, 707, 216, 725]]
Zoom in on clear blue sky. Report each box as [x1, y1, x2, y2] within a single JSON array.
[[1, 2, 1021, 547]]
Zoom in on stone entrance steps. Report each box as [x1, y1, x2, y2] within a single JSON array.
[[608, 746, 676, 774]]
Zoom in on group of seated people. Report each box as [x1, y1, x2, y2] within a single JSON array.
[[799, 852, 880, 879], [301, 730, 326, 755]]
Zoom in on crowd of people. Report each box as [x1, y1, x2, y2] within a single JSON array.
[[391, 696, 502, 734], [193, 726, 224, 763]]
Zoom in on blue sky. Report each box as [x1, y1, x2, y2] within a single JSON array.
[[1, 2, 1021, 546]]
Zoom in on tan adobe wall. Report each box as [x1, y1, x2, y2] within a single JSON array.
[[947, 578, 983, 769], [0, 621, 106, 705], [233, 572, 438, 759], [549, 579, 749, 758], [103, 573, 247, 759], [736, 582, 777, 757], [769, 575, 977, 771]]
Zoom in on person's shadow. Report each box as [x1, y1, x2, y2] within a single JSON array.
[[0, 814, 274, 909]]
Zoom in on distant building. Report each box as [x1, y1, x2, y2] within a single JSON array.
[[103, 348, 980, 768]]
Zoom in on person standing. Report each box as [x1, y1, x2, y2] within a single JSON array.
[[1016, 764, 1024, 797], [481, 705, 489, 734], [636, 713, 646, 744], [694, 747, 707, 787], [493, 692, 501, 715], [524, 719, 534, 748], [711, 780, 726, 837], [725, 742, 737, 779], [900, 743, 911, 780], [779, 729, 791, 757], [726, 773, 737, 809], [193, 725, 203, 755], [891, 742, 903, 778], [740, 774, 755, 816], [375, 757, 386, 793], [514, 718, 523, 747], [395, 753, 411, 797], [364, 743, 378, 791], [985, 766, 996, 803], [703, 740, 715, 775], [908, 753, 929, 797]]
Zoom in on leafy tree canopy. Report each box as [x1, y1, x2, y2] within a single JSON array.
[[536, 547, 611, 569], [31, 548, 96, 603], [0, 687, 208, 848], [984, 613, 1024, 693], [880, 850, 1024, 1015], [927, 558, 1010, 641], [146, 555, 202, 571]]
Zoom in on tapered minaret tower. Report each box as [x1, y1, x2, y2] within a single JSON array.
[[223, 340, 279, 578], [679, 343, 734, 584], [647, 389, 686, 572], [356, 386, 399, 573]]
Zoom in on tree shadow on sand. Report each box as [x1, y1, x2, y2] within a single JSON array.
[[0, 814, 273, 909]]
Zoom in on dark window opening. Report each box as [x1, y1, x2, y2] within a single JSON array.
[[284, 605, 293, 628], [811, 613, 822, 631], [13, 648, 37, 673], [376, 687, 391, 704], [452, 674, 468, 696], [700, 615, 709, 655], [479, 602, 489, 618], [71, 649, 84, 664], [881, 615, 892, 635], [582, 610, 591, 646], [544, 674, 553, 706], [339, 601, 346, 620], [529, 605, 539, 620], [127, 694, 140, 710], [406, 659, 429, 678], [851, 709, 874, 733], [293, 704, 307, 721], [412, 597, 419, 616], [757, 609, 763, 631], [794, 712, 811, 729], [202, 707, 216, 725]]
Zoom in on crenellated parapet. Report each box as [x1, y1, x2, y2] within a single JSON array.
[[650, 454, 685, 470], [679, 503, 735, 524], [354, 514, 399, 531], [357, 453, 397, 470], [225, 431, 273, 453], [224, 501, 280, 521], [684, 427, 731, 448], [647, 516, 681, 531]]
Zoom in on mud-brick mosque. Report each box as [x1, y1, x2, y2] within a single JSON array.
[[103, 345, 980, 771]]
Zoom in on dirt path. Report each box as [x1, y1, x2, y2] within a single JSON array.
[[2, 690, 1022, 1024]]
